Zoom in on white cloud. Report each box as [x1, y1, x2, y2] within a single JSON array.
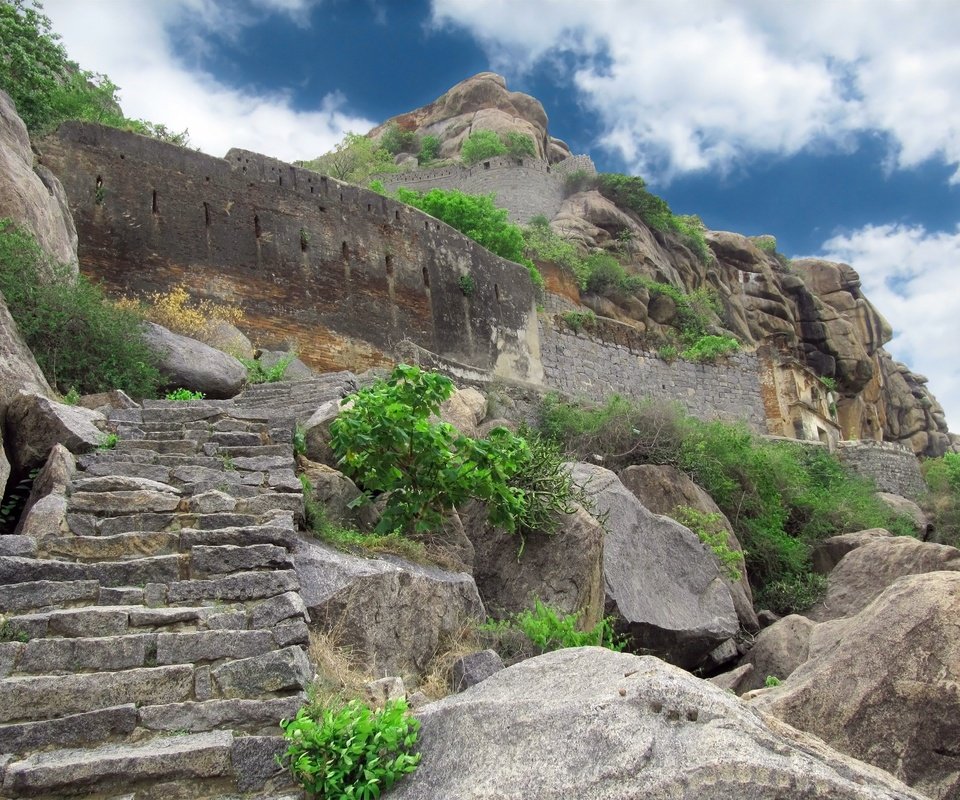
[[42, 0, 370, 162], [817, 223, 960, 431], [431, 0, 960, 184]]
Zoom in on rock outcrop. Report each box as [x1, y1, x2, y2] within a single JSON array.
[[392, 647, 928, 800], [753, 571, 960, 800], [142, 322, 247, 399]]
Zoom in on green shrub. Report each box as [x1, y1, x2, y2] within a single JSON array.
[[280, 698, 420, 799], [756, 573, 827, 615], [457, 274, 475, 296], [165, 388, 205, 401], [505, 131, 536, 160], [671, 506, 743, 582], [680, 334, 740, 363], [395, 187, 543, 289], [764, 675, 782, 687], [922, 453, 960, 547], [380, 123, 417, 155], [560, 310, 596, 332], [97, 432, 119, 450], [0, 219, 161, 398], [523, 220, 584, 278], [367, 179, 387, 195], [418, 134, 441, 164], [460, 129, 507, 165], [241, 353, 294, 384], [563, 170, 599, 196], [485, 599, 626, 653], [300, 132, 398, 184]]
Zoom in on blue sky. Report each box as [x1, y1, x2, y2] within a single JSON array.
[[43, 0, 960, 428]]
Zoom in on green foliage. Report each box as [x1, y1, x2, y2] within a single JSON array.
[[922, 452, 960, 547], [754, 237, 777, 253], [563, 170, 600, 196], [367, 179, 387, 196], [380, 123, 417, 155], [0, 1, 187, 141], [300, 132, 399, 184], [756, 573, 827, 615], [241, 353, 294, 384], [671, 506, 743, 582], [165, 388, 205, 402], [395, 187, 543, 290], [418, 134, 440, 164], [293, 424, 307, 458], [764, 675, 782, 687], [523, 219, 584, 278], [680, 334, 740, 363], [484, 599, 626, 653], [819, 376, 838, 392], [98, 432, 119, 450], [0, 468, 36, 535], [280, 698, 420, 799], [0, 219, 161, 398], [560, 310, 596, 332], [457, 274, 475, 296], [61, 387, 80, 405], [460, 129, 507, 165], [505, 131, 536, 160]]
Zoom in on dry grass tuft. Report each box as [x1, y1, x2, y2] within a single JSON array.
[[306, 629, 372, 710], [418, 622, 485, 701]]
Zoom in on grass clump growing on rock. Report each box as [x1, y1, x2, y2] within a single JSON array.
[[0, 219, 161, 398], [482, 600, 626, 654]]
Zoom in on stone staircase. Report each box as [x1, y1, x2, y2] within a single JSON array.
[[0, 398, 318, 799]]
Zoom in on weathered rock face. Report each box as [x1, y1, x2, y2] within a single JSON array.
[[752, 571, 960, 800], [569, 463, 739, 667], [619, 464, 758, 633], [461, 501, 605, 628], [392, 647, 929, 800], [808, 536, 960, 621], [0, 90, 78, 277], [811, 528, 894, 575], [6, 392, 104, 473], [293, 538, 484, 677], [369, 72, 553, 162], [142, 322, 247, 399], [737, 614, 815, 693]]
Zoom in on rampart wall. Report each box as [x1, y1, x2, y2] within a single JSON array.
[[39, 123, 542, 382], [376, 154, 596, 224], [836, 440, 927, 500]]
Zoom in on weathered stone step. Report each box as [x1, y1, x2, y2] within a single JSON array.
[[217, 444, 291, 459], [71, 475, 182, 495], [138, 406, 227, 424], [2, 730, 233, 796], [68, 489, 183, 517], [67, 510, 262, 537], [190, 544, 293, 576], [137, 695, 303, 733], [165, 570, 299, 604], [0, 554, 185, 587], [0, 579, 100, 614], [12, 633, 156, 674], [116, 439, 201, 455], [0, 664, 195, 722], [0, 704, 137, 756], [75, 460, 173, 483], [37, 531, 181, 561], [179, 524, 298, 550]]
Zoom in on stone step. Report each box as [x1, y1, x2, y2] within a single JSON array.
[[0, 664, 196, 722], [137, 695, 304, 734], [0, 554, 185, 587], [190, 544, 293, 576], [67, 510, 262, 537], [71, 475, 182, 495], [37, 531, 182, 561], [12, 633, 156, 674], [0, 579, 100, 614], [0, 704, 137, 756], [116, 439, 201, 455], [165, 570, 300, 604], [67, 489, 183, 517], [179, 524, 298, 550], [138, 406, 227, 424], [77, 460, 173, 483], [217, 444, 291, 459], [2, 730, 233, 796]]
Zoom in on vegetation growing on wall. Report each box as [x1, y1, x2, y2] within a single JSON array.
[[0, 219, 161, 397], [299, 132, 401, 184], [460, 129, 508, 165], [539, 392, 917, 613], [0, 0, 187, 142], [395, 187, 544, 289]]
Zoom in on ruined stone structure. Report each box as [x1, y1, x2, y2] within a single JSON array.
[[375, 153, 596, 224], [40, 123, 542, 384]]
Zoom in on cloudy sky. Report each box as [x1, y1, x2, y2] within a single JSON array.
[[43, 0, 960, 429]]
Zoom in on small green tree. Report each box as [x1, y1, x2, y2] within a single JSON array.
[[505, 131, 536, 160], [418, 134, 440, 163], [300, 132, 398, 184], [380, 122, 417, 155], [460, 129, 507, 165]]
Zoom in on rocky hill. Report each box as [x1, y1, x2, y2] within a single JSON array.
[[369, 73, 954, 458]]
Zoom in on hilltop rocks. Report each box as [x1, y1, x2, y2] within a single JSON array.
[[391, 647, 928, 800], [293, 538, 484, 677], [808, 535, 960, 620], [752, 571, 960, 800], [142, 322, 246, 399], [0, 90, 78, 277], [569, 463, 738, 667]]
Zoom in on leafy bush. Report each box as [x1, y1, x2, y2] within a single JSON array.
[[680, 334, 740, 363], [671, 506, 743, 581], [505, 131, 536, 160], [756, 573, 827, 615], [280, 698, 420, 800], [560, 310, 596, 332], [460, 129, 507, 165], [764, 675, 782, 687], [490, 599, 626, 652], [523, 219, 584, 277], [241, 353, 294, 384], [563, 170, 600, 196], [380, 123, 417, 155], [300, 132, 399, 184], [395, 187, 543, 289], [165, 388, 205, 401], [922, 452, 960, 547], [418, 134, 441, 164], [0, 219, 161, 397], [117, 285, 244, 341]]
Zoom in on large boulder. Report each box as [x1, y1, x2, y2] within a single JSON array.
[[142, 322, 246, 399], [391, 647, 928, 800], [875, 492, 930, 537], [736, 614, 816, 694], [303, 399, 346, 467], [809, 536, 960, 621], [5, 391, 104, 473], [461, 501, 605, 628], [753, 571, 960, 800], [297, 458, 377, 531], [811, 528, 893, 575], [569, 463, 738, 667], [14, 443, 74, 539], [293, 538, 484, 677], [619, 464, 759, 633], [0, 90, 78, 277]]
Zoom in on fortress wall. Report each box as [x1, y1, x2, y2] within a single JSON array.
[[39, 123, 541, 382], [539, 316, 767, 431], [836, 440, 927, 500]]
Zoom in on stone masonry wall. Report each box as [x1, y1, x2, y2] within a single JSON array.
[[837, 440, 927, 500], [375, 154, 596, 224], [539, 316, 767, 431], [39, 123, 541, 383]]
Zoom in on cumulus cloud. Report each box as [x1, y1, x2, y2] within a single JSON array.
[[817, 223, 960, 430], [42, 0, 370, 162], [431, 0, 960, 184]]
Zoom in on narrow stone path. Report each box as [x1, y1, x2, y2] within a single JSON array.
[[0, 391, 331, 798]]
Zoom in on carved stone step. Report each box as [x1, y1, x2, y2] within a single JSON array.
[[0, 579, 100, 614], [116, 439, 201, 456], [68, 511, 264, 537], [76, 460, 173, 483], [2, 730, 233, 796], [137, 695, 304, 734], [38, 531, 181, 561], [0, 554, 185, 587], [178, 524, 298, 550], [216, 444, 291, 459], [14, 633, 156, 674], [67, 489, 183, 517], [165, 570, 300, 604], [0, 704, 137, 756]]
